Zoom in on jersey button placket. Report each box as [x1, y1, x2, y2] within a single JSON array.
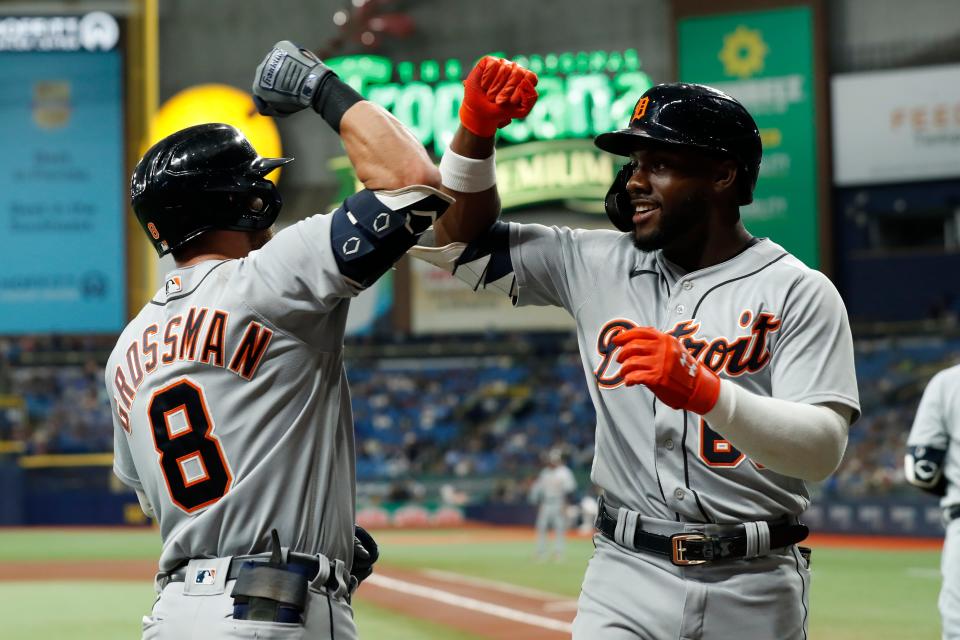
[[674, 488, 685, 500]]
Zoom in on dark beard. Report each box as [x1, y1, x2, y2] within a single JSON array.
[[632, 189, 710, 252]]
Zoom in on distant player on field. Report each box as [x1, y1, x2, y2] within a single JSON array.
[[906, 365, 960, 639]]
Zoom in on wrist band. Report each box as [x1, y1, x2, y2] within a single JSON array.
[[439, 149, 496, 193], [312, 73, 364, 133]]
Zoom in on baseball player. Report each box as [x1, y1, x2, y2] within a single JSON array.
[[529, 448, 577, 560], [412, 57, 860, 639], [905, 365, 960, 639], [107, 41, 449, 639]]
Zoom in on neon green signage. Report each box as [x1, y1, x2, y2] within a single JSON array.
[[327, 50, 652, 211]]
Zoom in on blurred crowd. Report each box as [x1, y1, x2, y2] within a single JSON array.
[[1, 332, 958, 501]]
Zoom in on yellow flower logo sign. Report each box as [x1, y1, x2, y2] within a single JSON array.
[[719, 26, 768, 78]]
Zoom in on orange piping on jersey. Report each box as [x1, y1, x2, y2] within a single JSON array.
[[179, 378, 232, 512], [179, 307, 208, 361], [228, 322, 273, 380], [161, 315, 182, 365], [175, 451, 211, 488], [115, 399, 131, 433], [698, 417, 745, 468], [593, 318, 638, 389], [149, 377, 233, 514], [125, 342, 144, 389], [114, 366, 135, 410], [162, 403, 192, 440], [200, 310, 228, 367], [142, 324, 159, 374]]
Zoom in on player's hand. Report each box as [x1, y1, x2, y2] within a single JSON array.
[[459, 56, 538, 137], [613, 327, 721, 415], [350, 525, 379, 587], [252, 40, 333, 117]]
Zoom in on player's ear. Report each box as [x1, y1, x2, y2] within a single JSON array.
[[712, 159, 738, 196]]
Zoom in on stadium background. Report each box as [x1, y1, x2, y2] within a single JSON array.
[[1, 0, 959, 637]]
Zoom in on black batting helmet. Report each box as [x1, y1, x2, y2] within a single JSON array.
[[595, 83, 762, 231], [131, 123, 292, 256]]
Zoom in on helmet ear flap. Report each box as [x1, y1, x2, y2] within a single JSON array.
[[605, 163, 635, 233]]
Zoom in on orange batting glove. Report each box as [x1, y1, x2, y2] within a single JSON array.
[[613, 327, 721, 415], [459, 56, 538, 138]]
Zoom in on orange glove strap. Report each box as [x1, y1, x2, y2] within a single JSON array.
[[613, 327, 721, 415]]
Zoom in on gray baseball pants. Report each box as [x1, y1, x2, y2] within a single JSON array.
[[573, 531, 811, 639], [141, 557, 357, 640]]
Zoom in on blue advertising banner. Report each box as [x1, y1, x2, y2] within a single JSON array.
[[0, 50, 125, 333]]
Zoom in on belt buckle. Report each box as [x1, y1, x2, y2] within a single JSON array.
[[670, 533, 709, 566]]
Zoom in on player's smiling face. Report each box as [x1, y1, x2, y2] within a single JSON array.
[[625, 145, 718, 253]]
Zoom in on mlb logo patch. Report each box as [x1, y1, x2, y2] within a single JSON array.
[[165, 276, 182, 296], [195, 568, 216, 585]]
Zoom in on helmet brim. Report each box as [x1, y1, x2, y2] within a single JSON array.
[[594, 126, 691, 157], [250, 156, 294, 175]]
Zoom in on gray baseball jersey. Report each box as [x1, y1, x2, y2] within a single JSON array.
[[907, 365, 960, 509], [108, 211, 360, 572], [530, 465, 577, 506], [908, 366, 960, 640], [509, 224, 860, 523]]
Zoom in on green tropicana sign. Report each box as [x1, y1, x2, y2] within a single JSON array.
[[326, 50, 653, 212]]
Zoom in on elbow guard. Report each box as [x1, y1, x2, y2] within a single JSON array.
[[331, 186, 452, 288], [905, 445, 948, 497]]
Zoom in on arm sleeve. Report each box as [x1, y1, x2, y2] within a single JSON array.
[[770, 271, 861, 421], [704, 380, 850, 481]]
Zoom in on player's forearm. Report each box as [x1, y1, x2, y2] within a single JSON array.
[[703, 380, 850, 481], [433, 126, 501, 246], [339, 101, 440, 191]]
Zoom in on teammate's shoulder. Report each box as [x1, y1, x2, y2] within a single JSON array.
[[928, 363, 960, 388]]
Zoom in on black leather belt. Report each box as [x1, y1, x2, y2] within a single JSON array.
[[595, 497, 809, 566], [948, 505, 960, 522], [163, 551, 340, 592]]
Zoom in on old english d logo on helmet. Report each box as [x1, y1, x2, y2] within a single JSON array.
[[631, 97, 650, 124], [595, 83, 763, 232]]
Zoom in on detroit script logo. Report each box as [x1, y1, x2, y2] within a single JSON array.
[[594, 311, 781, 389]]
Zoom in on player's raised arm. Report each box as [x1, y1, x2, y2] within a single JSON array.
[[251, 41, 452, 296], [253, 41, 438, 190], [432, 56, 538, 246]]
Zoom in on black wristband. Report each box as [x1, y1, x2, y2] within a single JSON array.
[[312, 73, 364, 133]]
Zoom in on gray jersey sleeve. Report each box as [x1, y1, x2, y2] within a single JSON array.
[[770, 270, 860, 420], [106, 366, 141, 491], [509, 223, 622, 312], [908, 372, 950, 449], [235, 212, 360, 345], [509, 223, 578, 309]]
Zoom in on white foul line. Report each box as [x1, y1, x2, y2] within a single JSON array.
[[365, 574, 574, 633], [421, 569, 572, 601]]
